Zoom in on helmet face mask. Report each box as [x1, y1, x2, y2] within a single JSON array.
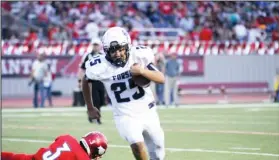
[[102, 27, 131, 67], [104, 41, 129, 67]]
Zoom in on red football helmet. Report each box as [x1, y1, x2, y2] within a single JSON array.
[[80, 131, 108, 159]]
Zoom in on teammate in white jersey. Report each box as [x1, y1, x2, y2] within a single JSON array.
[[82, 27, 165, 160]]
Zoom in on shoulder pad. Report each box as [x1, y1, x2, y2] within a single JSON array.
[[85, 55, 108, 80], [130, 45, 155, 66]]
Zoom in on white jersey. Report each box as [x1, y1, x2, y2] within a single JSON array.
[[85, 46, 156, 117], [32, 60, 48, 81]]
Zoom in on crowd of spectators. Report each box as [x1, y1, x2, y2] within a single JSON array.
[[2, 1, 279, 43]]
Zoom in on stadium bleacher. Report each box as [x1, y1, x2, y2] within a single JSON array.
[[1, 1, 279, 42], [1, 1, 278, 104]]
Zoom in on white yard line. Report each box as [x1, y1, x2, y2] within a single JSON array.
[[3, 113, 278, 119], [230, 147, 261, 151], [2, 114, 276, 125], [2, 103, 279, 113], [245, 108, 261, 112], [3, 125, 279, 136], [2, 138, 279, 157], [161, 114, 279, 119], [2, 113, 84, 118]]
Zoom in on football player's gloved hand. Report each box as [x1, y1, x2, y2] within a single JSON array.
[[87, 107, 100, 120], [87, 107, 100, 124]]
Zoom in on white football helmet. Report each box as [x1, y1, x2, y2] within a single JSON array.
[[102, 27, 131, 67], [91, 38, 102, 45]]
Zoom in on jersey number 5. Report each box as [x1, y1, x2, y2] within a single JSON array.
[[42, 142, 71, 160], [111, 79, 145, 103], [90, 58, 101, 66]]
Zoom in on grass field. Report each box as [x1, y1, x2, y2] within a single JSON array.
[[2, 103, 279, 160]]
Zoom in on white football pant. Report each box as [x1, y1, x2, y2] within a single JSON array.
[[114, 107, 165, 160]]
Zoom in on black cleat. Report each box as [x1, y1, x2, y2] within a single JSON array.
[[97, 119, 102, 125], [88, 117, 94, 123]]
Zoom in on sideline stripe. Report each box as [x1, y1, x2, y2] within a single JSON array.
[[2, 138, 279, 157], [2, 103, 279, 113], [2, 114, 276, 125], [230, 147, 261, 151], [3, 125, 279, 136], [3, 113, 278, 119]]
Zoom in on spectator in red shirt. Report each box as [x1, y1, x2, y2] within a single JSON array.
[[199, 23, 213, 41], [66, 19, 80, 40], [1, 131, 108, 160], [174, 2, 187, 18], [25, 28, 38, 43], [1, 2, 11, 11], [47, 25, 58, 41], [125, 23, 139, 41], [272, 25, 279, 41], [38, 8, 49, 25], [158, 2, 176, 26], [159, 2, 173, 15], [78, 2, 94, 14], [189, 27, 200, 41]]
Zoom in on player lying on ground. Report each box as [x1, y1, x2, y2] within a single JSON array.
[[1, 131, 107, 160], [83, 27, 166, 160]]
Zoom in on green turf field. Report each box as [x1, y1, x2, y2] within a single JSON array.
[[2, 104, 279, 160]]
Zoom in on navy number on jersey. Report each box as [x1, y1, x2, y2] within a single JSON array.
[[90, 58, 101, 66], [111, 79, 145, 103], [136, 46, 147, 50]]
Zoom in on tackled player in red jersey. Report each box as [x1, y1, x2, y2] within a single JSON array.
[[1, 131, 108, 160]]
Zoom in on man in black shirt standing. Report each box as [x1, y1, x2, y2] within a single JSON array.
[[77, 38, 106, 124]]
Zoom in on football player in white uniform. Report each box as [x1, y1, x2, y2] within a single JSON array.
[[82, 27, 165, 160]]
